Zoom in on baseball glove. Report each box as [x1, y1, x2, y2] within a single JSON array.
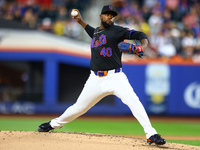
[[118, 41, 145, 59]]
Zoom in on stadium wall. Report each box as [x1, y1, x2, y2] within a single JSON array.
[[0, 51, 200, 116]]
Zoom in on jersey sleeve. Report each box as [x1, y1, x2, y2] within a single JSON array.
[[85, 24, 95, 38], [114, 26, 135, 42], [130, 31, 148, 41], [114, 25, 148, 42]]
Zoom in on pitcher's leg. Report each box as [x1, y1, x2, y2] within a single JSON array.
[[114, 73, 157, 139], [50, 74, 105, 129]]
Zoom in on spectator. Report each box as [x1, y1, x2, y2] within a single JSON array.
[[182, 7, 198, 29], [53, 18, 65, 35], [193, 32, 200, 62], [170, 27, 181, 54], [55, 6, 68, 21], [64, 19, 82, 39], [21, 8, 37, 28], [148, 7, 163, 35], [181, 30, 196, 58], [139, 18, 150, 36], [38, 17, 53, 32], [157, 31, 176, 57], [13, 8, 21, 22], [142, 5, 151, 22]]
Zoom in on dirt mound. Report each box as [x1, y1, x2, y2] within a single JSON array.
[[0, 131, 199, 150]]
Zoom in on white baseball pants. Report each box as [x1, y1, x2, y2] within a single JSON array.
[[50, 69, 157, 139]]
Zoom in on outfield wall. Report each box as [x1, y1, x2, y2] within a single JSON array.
[[0, 51, 200, 116]]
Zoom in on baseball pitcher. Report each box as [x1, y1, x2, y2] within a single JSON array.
[[37, 5, 166, 145]]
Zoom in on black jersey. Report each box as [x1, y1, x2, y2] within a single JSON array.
[[85, 24, 145, 71]]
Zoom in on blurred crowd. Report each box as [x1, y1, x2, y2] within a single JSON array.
[[0, 0, 89, 38], [0, 0, 200, 62], [113, 0, 200, 62]]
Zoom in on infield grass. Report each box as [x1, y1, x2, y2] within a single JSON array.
[[0, 116, 200, 146]]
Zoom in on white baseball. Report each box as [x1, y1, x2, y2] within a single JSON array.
[[71, 10, 78, 17]]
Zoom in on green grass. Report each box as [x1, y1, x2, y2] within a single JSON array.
[[150, 122, 200, 136], [167, 140, 200, 146], [0, 117, 200, 146]]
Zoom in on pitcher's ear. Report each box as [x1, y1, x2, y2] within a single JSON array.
[[100, 14, 102, 20]]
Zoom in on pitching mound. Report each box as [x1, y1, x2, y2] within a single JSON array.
[[0, 131, 199, 150]]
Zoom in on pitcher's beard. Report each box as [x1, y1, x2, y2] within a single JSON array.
[[102, 21, 113, 28]]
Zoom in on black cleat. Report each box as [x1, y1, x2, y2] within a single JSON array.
[[147, 134, 166, 145], [37, 121, 54, 132]]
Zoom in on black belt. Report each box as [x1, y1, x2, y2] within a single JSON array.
[[94, 68, 121, 77]]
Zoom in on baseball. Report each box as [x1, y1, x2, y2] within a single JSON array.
[[71, 10, 78, 17]]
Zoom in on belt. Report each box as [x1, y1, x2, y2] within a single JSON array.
[[93, 68, 121, 77]]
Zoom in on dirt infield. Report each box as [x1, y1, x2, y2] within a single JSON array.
[[1, 131, 200, 150]]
